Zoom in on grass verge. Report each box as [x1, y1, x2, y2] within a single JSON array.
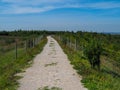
[[0, 37, 47, 90], [56, 38, 120, 90]]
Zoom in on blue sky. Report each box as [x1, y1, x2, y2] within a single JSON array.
[[0, 0, 120, 32]]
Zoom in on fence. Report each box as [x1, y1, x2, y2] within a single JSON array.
[[56, 35, 83, 51], [0, 35, 43, 60], [55, 34, 120, 76]]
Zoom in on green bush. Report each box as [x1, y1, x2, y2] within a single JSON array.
[[84, 39, 102, 70]]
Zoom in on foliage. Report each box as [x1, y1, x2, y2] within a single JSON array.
[[55, 31, 120, 90], [0, 30, 120, 90], [84, 38, 102, 70]]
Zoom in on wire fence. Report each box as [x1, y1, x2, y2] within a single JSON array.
[[55, 34, 120, 77], [56, 35, 82, 51], [0, 35, 43, 60]]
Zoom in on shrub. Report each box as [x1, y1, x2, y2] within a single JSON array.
[[84, 39, 102, 71]]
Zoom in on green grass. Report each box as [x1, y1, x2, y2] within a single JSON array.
[[56, 38, 120, 90], [0, 37, 47, 90]]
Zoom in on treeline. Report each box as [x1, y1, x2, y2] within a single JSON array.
[[0, 30, 46, 46], [0, 30, 47, 37]]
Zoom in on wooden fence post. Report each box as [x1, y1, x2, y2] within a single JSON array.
[[60, 35, 62, 41], [69, 37, 71, 48], [33, 38, 35, 48], [29, 40, 30, 48], [75, 38, 77, 51], [59, 35, 61, 41], [67, 37, 69, 46], [25, 40, 27, 52], [35, 38, 36, 45], [30, 40, 33, 48], [15, 42, 17, 59], [36, 38, 38, 45]]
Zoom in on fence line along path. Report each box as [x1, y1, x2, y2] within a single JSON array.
[[18, 36, 87, 90]]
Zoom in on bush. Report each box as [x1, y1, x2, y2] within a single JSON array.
[[84, 39, 102, 70]]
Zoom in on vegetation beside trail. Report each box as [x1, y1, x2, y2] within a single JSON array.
[[54, 31, 120, 90], [0, 30, 120, 90], [0, 30, 47, 90]]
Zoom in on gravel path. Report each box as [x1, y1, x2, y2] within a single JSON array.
[[18, 36, 87, 90]]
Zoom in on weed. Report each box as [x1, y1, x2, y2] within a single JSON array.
[[45, 62, 58, 67], [38, 86, 62, 90]]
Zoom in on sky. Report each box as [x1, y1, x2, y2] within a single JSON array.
[[0, 0, 120, 32]]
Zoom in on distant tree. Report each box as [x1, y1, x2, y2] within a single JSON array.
[[0, 31, 9, 36], [84, 38, 102, 71]]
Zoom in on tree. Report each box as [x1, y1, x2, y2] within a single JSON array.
[[84, 39, 102, 71]]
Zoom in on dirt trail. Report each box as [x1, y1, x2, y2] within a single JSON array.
[[18, 36, 87, 90]]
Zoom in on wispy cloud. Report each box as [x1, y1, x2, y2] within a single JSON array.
[[0, 0, 120, 14], [2, 5, 55, 14], [1, 0, 69, 14]]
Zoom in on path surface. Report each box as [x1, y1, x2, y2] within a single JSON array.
[[18, 36, 87, 90]]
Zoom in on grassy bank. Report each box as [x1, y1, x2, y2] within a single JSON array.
[[56, 38, 120, 90], [0, 37, 47, 90]]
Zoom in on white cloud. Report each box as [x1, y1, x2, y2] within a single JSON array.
[[1, 0, 73, 14], [2, 5, 55, 14], [0, 0, 120, 14]]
